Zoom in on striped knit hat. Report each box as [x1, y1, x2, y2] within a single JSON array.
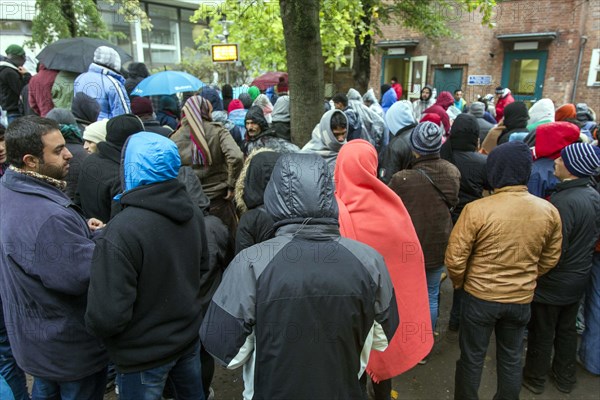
[[410, 121, 443, 155], [560, 142, 600, 177]]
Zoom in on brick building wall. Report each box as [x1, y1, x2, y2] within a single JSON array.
[[364, 0, 599, 112]]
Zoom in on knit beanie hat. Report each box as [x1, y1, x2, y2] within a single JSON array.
[[106, 114, 144, 148], [93, 46, 121, 72], [131, 97, 154, 116], [158, 96, 178, 113], [5, 44, 25, 57], [239, 93, 253, 109], [555, 104, 577, 122], [410, 121, 443, 155], [560, 143, 600, 178], [227, 99, 244, 114], [449, 113, 480, 152], [469, 101, 486, 118], [486, 141, 533, 189], [83, 119, 108, 144], [503, 102, 529, 130], [495, 86, 504, 94]]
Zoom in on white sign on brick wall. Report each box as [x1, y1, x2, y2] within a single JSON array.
[[467, 75, 493, 86]]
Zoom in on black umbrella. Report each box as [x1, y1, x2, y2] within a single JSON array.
[[36, 38, 133, 73]]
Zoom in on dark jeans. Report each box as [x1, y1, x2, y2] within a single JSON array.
[[0, 331, 29, 400], [31, 368, 107, 400], [455, 293, 530, 400], [523, 301, 579, 390], [449, 288, 464, 330], [117, 344, 204, 400], [359, 374, 392, 400]]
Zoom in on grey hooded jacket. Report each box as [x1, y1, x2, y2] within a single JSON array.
[[200, 153, 399, 400]]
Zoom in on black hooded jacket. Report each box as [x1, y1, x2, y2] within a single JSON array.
[[86, 179, 209, 372], [535, 178, 600, 305], [124, 62, 150, 95], [0, 59, 31, 113], [497, 102, 529, 145]]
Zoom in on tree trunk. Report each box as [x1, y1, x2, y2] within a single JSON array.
[[280, 0, 324, 147], [352, 0, 373, 94]]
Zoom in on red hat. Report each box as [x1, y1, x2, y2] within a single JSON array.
[[420, 113, 442, 126], [131, 97, 154, 116], [555, 104, 577, 122], [228, 99, 244, 114]]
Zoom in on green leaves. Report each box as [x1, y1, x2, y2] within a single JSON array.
[[28, 0, 150, 49]]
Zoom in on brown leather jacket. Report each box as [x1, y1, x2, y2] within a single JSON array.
[[445, 185, 562, 304], [389, 154, 461, 268], [171, 121, 243, 201]]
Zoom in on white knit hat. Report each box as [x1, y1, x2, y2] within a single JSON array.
[[93, 46, 121, 71], [83, 119, 108, 144]]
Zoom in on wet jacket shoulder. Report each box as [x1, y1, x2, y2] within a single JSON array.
[[535, 178, 600, 305], [448, 151, 488, 220], [445, 186, 563, 304], [0, 169, 107, 381], [389, 155, 460, 268]]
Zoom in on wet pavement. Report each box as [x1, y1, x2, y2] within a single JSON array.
[[189, 278, 600, 400]]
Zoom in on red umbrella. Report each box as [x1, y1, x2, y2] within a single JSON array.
[[251, 71, 288, 90]]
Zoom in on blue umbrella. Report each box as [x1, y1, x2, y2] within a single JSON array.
[[131, 71, 204, 96]]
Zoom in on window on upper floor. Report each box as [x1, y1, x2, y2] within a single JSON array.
[[587, 49, 600, 87]]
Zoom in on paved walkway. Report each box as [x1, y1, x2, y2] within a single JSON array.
[[204, 278, 600, 400]]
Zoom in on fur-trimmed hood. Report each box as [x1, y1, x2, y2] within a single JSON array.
[[234, 148, 282, 213]]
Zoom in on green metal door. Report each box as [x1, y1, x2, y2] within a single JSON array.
[[433, 68, 463, 94], [501, 51, 548, 103]]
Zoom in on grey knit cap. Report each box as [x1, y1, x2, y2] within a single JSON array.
[[93, 46, 121, 71], [410, 121, 443, 155]]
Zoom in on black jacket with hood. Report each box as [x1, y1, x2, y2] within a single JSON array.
[[124, 62, 150, 95], [86, 132, 209, 373], [535, 178, 600, 305], [201, 153, 399, 400], [0, 58, 31, 113]]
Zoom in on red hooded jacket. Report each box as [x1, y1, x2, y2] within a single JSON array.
[[423, 91, 454, 135], [28, 64, 58, 117]]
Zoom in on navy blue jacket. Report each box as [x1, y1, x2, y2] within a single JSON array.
[[0, 169, 107, 380]]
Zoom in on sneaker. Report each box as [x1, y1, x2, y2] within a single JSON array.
[[207, 387, 215, 400], [418, 357, 428, 365], [522, 378, 544, 395]]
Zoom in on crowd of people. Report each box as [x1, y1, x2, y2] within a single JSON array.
[[0, 42, 599, 400]]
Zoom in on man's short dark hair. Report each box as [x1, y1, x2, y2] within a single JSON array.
[[330, 112, 347, 131], [332, 93, 348, 108], [6, 116, 60, 168], [0, 123, 5, 141], [454, 89, 463, 94]]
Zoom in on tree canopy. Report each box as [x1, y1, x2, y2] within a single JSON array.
[[28, 0, 151, 48]]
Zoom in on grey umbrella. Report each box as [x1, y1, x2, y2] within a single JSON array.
[[36, 37, 133, 73]]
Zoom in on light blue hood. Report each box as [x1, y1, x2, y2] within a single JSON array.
[[115, 131, 181, 200], [385, 100, 416, 135], [381, 88, 398, 113]]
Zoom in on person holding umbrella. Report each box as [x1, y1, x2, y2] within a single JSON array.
[[73, 46, 130, 121]]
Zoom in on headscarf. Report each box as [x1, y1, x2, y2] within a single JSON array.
[[334, 139, 432, 381], [253, 94, 274, 123], [46, 108, 83, 143], [527, 98, 555, 130], [182, 95, 213, 166]]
